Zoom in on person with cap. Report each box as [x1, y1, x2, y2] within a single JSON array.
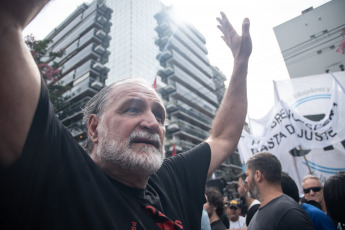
[[227, 200, 246, 229]]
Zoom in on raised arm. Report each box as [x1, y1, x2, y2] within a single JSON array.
[[0, 0, 50, 168], [206, 12, 252, 176]]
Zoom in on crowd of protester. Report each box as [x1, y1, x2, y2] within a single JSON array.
[[202, 154, 344, 230]]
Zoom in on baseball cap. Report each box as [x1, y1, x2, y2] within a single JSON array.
[[229, 200, 239, 208]]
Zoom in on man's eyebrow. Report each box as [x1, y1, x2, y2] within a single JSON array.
[[117, 98, 144, 109], [153, 102, 166, 118]]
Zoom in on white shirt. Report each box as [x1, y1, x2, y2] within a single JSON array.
[[229, 216, 246, 229]]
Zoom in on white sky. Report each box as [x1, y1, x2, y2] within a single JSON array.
[[23, 0, 331, 119]]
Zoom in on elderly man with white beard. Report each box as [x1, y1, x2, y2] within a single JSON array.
[[0, 0, 251, 229]]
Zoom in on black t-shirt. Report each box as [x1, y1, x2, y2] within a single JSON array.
[[0, 82, 211, 229], [211, 220, 227, 230], [248, 194, 315, 230], [246, 203, 260, 226]]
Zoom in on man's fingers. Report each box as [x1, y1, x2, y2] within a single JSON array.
[[220, 11, 235, 33], [217, 24, 225, 34], [242, 18, 250, 36]]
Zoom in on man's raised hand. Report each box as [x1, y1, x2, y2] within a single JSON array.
[[217, 11, 252, 61]]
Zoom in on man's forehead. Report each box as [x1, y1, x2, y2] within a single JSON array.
[[304, 178, 321, 186], [110, 82, 163, 105]]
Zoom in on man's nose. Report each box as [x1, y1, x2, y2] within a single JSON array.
[[139, 111, 160, 132]]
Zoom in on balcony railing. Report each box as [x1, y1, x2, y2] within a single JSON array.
[[67, 120, 87, 138], [59, 96, 91, 121], [167, 120, 209, 140]]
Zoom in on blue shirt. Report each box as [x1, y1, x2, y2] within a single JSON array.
[[302, 203, 336, 230]]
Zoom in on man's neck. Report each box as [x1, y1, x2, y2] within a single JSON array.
[[320, 199, 327, 212], [209, 214, 220, 224], [245, 195, 255, 207], [230, 217, 239, 222], [258, 183, 283, 207], [91, 153, 149, 189]]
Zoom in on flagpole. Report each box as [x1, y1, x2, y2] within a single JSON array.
[[329, 72, 345, 94], [299, 145, 312, 175]]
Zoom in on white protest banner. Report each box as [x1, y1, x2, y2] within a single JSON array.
[[238, 72, 345, 190]]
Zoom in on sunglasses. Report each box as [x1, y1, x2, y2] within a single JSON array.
[[230, 206, 238, 210], [303, 187, 322, 193]]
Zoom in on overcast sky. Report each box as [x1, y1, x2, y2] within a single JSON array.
[[24, 0, 331, 119]]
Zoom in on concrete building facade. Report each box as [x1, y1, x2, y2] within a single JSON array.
[[154, 7, 242, 183], [274, 0, 345, 78], [45, 1, 112, 142], [105, 0, 162, 84]]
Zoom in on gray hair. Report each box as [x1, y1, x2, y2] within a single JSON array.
[[302, 174, 322, 187], [81, 78, 160, 154]]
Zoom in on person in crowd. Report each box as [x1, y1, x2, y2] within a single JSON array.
[[245, 152, 314, 230], [202, 207, 212, 230], [301, 197, 323, 210], [237, 173, 260, 226], [220, 205, 230, 229], [227, 200, 246, 229], [302, 174, 327, 212], [324, 171, 345, 228], [205, 187, 228, 230], [281, 172, 336, 230], [0, 1, 252, 229]]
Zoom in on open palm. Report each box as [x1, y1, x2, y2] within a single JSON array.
[[217, 11, 252, 61]]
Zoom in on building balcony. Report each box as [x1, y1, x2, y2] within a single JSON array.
[[166, 120, 209, 142], [97, 15, 107, 25], [67, 120, 87, 138], [165, 101, 178, 112], [155, 36, 170, 48], [90, 80, 103, 90], [170, 103, 212, 129], [92, 62, 104, 72], [155, 21, 169, 33], [96, 29, 106, 39], [165, 139, 196, 153], [59, 96, 91, 122], [157, 50, 172, 62], [157, 67, 174, 77], [166, 122, 179, 132], [62, 78, 100, 104], [94, 44, 105, 54], [159, 83, 175, 95]]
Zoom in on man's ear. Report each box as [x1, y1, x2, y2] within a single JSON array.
[[243, 183, 248, 192], [255, 170, 263, 183], [88, 114, 100, 143]]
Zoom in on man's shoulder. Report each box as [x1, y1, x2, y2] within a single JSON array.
[[261, 195, 306, 218], [302, 203, 336, 229]]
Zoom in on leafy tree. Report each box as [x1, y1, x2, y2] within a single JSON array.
[[25, 34, 68, 111]]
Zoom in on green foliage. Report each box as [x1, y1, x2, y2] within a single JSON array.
[[25, 34, 68, 111]]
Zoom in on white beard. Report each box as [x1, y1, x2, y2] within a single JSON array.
[[97, 122, 164, 176]]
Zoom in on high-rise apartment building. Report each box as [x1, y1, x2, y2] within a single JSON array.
[[154, 6, 242, 182], [105, 0, 162, 84], [274, 0, 345, 78], [45, 1, 112, 141]]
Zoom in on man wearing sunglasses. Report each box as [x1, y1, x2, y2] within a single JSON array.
[[302, 175, 326, 212]]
